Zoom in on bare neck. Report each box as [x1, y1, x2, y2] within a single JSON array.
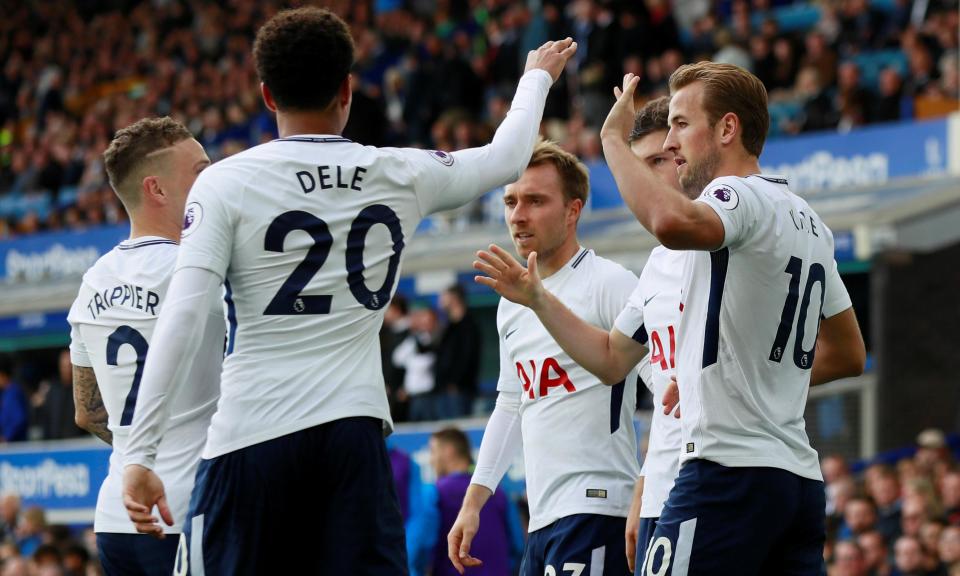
[[717, 152, 762, 181], [129, 210, 182, 243], [539, 236, 581, 279], [276, 109, 344, 138]]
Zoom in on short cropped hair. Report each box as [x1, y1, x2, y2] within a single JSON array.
[[432, 427, 472, 463], [668, 61, 769, 157], [253, 7, 355, 111], [102, 117, 193, 211], [630, 96, 670, 143], [527, 139, 589, 206]]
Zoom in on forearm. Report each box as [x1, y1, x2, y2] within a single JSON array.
[[603, 134, 716, 250], [73, 366, 112, 445], [628, 476, 645, 519], [453, 70, 552, 192], [531, 290, 633, 384], [460, 483, 494, 514], [471, 393, 522, 493], [125, 267, 220, 469]]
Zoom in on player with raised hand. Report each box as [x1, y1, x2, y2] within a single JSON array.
[[449, 139, 641, 576], [121, 7, 576, 575], [598, 63, 866, 573], [67, 117, 223, 576], [470, 97, 687, 575]]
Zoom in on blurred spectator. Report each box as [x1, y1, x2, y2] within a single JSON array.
[[836, 61, 874, 130], [870, 465, 905, 543], [15, 506, 45, 557], [381, 295, 411, 422], [825, 454, 853, 515], [941, 526, 960, 571], [942, 471, 960, 525], [859, 530, 892, 576], [893, 535, 929, 576], [834, 539, 869, 576], [389, 446, 429, 576], [393, 303, 438, 422], [873, 67, 906, 123], [435, 284, 480, 419], [902, 496, 931, 539], [32, 350, 85, 440], [422, 427, 523, 576], [0, 354, 29, 442], [843, 497, 880, 539], [0, 493, 20, 542]]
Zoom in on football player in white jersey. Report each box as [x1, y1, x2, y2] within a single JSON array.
[[596, 62, 866, 574], [68, 117, 223, 576], [471, 98, 687, 575], [448, 140, 641, 576], [120, 7, 577, 575]]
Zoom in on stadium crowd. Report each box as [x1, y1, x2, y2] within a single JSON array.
[[0, 0, 957, 238]]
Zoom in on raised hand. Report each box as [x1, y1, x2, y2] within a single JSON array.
[[524, 37, 578, 83], [600, 73, 642, 143], [474, 244, 545, 310]]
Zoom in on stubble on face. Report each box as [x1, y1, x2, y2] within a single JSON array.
[[679, 142, 721, 198]]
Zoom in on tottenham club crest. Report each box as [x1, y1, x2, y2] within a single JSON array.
[[705, 184, 739, 210], [426, 149, 455, 166], [181, 202, 203, 238]]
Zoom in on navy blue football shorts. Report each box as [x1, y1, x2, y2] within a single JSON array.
[[644, 459, 825, 576], [174, 416, 407, 575], [520, 513, 631, 576]]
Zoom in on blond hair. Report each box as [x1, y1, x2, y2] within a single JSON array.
[[668, 61, 769, 157], [527, 139, 589, 206]]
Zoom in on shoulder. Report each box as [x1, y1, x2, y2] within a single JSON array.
[[589, 252, 638, 287]]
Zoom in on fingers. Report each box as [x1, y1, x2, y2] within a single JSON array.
[[621, 74, 640, 100], [448, 531, 465, 574], [473, 260, 501, 279], [614, 86, 623, 99], [526, 251, 538, 277], [477, 248, 508, 272], [474, 275, 497, 290], [461, 556, 484, 568], [157, 495, 174, 527], [487, 244, 517, 267], [123, 496, 150, 515]]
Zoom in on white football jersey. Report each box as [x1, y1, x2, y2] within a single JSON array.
[[496, 248, 640, 531], [68, 238, 223, 533], [178, 136, 545, 458], [614, 246, 684, 518], [677, 175, 852, 481]]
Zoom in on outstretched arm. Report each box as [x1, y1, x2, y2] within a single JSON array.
[[474, 245, 647, 384]]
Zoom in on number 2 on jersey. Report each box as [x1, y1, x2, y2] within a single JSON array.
[[769, 256, 826, 369], [264, 205, 404, 315], [106, 325, 149, 426]]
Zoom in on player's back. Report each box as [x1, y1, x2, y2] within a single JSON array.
[[68, 238, 223, 533], [180, 137, 477, 458], [678, 174, 851, 481]]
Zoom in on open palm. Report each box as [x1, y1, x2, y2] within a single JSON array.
[[473, 244, 544, 309]]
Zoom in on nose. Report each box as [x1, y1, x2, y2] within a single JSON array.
[[508, 201, 527, 226], [663, 127, 679, 154]]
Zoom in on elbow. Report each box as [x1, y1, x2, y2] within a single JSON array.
[[597, 362, 632, 387], [74, 410, 90, 432], [848, 346, 867, 377], [651, 213, 689, 249]]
